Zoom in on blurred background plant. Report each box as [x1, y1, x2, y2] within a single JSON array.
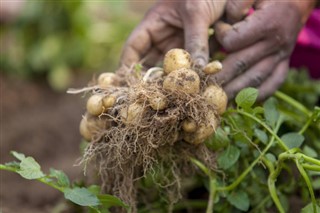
[[0, 0, 146, 91]]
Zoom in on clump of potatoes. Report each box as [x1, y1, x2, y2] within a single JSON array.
[[76, 48, 228, 211], [79, 48, 227, 146]]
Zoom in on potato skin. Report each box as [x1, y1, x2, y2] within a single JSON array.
[[98, 72, 118, 88], [87, 94, 104, 116], [102, 95, 116, 109], [120, 103, 144, 124], [149, 93, 168, 111], [79, 117, 92, 141], [183, 110, 218, 145], [163, 68, 200, 94], [202, 85, 228, 115], [163, 49, 192, 74], [182, 119, 197, 133], [203, 61, 222, 75]]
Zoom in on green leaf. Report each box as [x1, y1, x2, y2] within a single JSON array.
[[235, 87, 258, 109], [303, 145, 318, 158], [18, 157, 45, 180], [208, 127, 229, 150], [254, 129, 268, 144], [217, 145, 240, 170], [11, 151, 26, 161], [281, 133, 304, 149], [253, 106, 264, 114], [98, 194, 128, 209], [49, 168, 70, 187], [263, 97, 279, 128], [301, 202, 320, 213], [226, 190, 250, 211], [265, 153, 277, 163], [64, 187, 100, 207]]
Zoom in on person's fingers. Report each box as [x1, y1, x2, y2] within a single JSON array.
[[214, 40, 278, 85], [223, 54, 280, 100], [183, 16, 210, 68], [120, 9, 177, 66], [214, 12, 267, 52], [143, 32, 184, 67], [120, 22, 152, 66], [257, 60, 289, 101], [225, 0, 255, 24]]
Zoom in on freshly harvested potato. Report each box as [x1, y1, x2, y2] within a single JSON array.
[[98, 72, 118, 88], [102, 95, 116, 109], [163, 68, 200, 94], [182, 118, 197, 133], [203, 61, 222, 75], [183, 110, 218, 145], [87, 94, 104, 116], [120, 103, 144, 124], [163, 49, 192, 74], [202, 85, 228, 115], [79, 117, 92, 141], [149, 93, 168, 111]]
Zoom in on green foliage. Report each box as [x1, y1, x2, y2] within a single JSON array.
[[0, 152, 128, 212], [1, 70, 319, 212], [0, 1, 140, 90]]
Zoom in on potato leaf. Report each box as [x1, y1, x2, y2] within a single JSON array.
[[301, 202, 320, 213], [11, 151, 26, 161], [97, 194, 129, 209], [263, 98, 279, 128], [254, 129, 268, 144], [18, 157, 45, 180], [64, 187, 100, 207], [235, 87, 258, 109], [217, 145, 240, 170], [281, 133, 304, 149], [226, 190, 250, 211], [49, 168, 70, 188]]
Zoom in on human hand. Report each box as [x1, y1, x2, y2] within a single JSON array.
[[120, 0, 226, 68], [214, 0, 316, 100]]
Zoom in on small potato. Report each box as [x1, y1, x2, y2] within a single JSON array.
[[163, 68, 200, 94], [184, 110, 218, 145], [98, 72, 118, 88], [103, 95, 116, 109], [182, 118, 197, 133], [149, 93, 168, 111], [87, 94, 104, 116], [163, 49, 191, 74], [202, 85, 228, 115], [79, 117, 92, 141], [203, 61, 222, 75], [120, 103, 144, 124]]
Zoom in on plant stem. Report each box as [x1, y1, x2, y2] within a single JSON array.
[[38, 177, 64, 192], [274, 91, 311, 116], [302, 164, 320, 171], [299, 116, 313, 135], [217, 117, 282, 192], [234, 110, 289, 151], [206, 178, 217, 213], [295, 159, 317, 213]]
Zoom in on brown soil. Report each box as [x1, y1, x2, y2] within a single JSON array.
[[0, 74, 89, 213]]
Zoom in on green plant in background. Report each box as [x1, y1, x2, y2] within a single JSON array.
[[0, 1, 140, 91]]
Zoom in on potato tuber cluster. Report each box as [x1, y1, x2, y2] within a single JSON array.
[[75, 48, 227, 212]]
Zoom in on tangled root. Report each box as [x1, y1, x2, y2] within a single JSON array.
[[72, 49, 227, 212]]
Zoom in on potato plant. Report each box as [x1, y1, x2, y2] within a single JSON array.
[[1, 64, 319, 212]]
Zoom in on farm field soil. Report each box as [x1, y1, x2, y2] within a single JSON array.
[[0, 74, 87, 213]]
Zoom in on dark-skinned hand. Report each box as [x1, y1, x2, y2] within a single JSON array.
[[214, 0, 316, 100], [120, 0, 226, 68]]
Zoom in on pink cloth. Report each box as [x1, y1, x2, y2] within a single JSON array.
[[290, 9, 320, 79]]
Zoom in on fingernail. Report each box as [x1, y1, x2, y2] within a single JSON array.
[[194, 57, 206, 69]]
